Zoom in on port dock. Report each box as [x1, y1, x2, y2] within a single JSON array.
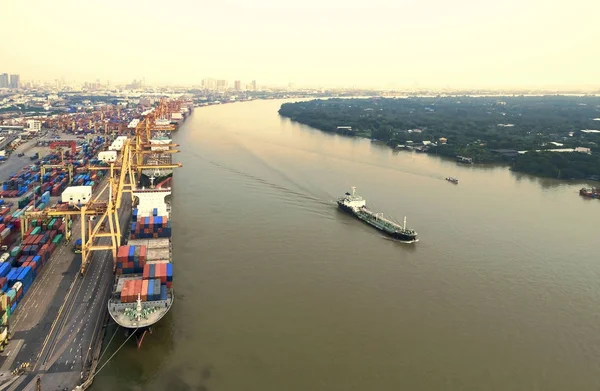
[[1, 192, 131, 390], [0, 98, 191, 390]]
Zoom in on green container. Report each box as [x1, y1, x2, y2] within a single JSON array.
[[49, 218, 56, 228], [37, 203, 45, 210], [31, 227, 41, 235], [52, 234, 63, 244], [9, 246, 20, 257]]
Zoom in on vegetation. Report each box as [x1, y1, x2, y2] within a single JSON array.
[[512, 151, 600, 180], [279, 96, 600, 179]]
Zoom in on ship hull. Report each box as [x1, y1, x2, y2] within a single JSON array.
[[337, 201, 418, 242], [580, 189, 599, 198], [107, 187, 175, 346]]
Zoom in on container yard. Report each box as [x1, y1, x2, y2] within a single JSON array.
[[0, 97, 191, 390]]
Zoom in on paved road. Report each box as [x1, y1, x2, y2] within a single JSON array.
[[0, 170, 131, 390], [7, 200, 131, 391], [0, 130, 92, 182]]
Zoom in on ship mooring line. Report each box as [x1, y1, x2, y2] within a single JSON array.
[[95, 311, 120, 365], [89, 328, 138, 381]]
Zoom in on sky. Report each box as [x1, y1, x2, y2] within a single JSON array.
[[1, 0, 599, 89]]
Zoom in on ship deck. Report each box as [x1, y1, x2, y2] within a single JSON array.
[[108, 296, 173, 329]]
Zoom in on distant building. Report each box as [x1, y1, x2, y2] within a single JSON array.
[[251, 80, 257, 91], [575, 147, 592, 154], [234, 80, 241, 91], [9, 74, 20, 89], [216, 80, 228, 89], [0, 73, 8, 88], [203, 78, 216, 90], [27, 120, 42, 132]]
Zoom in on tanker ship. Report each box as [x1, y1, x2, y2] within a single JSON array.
[[337, 187, 418, 243]]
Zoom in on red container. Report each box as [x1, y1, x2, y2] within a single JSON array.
[[117, 245, 129, 262], [120, 281, 128, 302], [141, 279, 148, 301]]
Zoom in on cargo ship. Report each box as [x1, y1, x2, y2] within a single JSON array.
[[580, 187, 599, 199], [106, 114, 185, 347], [446, 177, 459, 184], [337, 187, 418, 243]]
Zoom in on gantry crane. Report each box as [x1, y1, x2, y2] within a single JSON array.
[[21, 100, 184, 276], [40, 163, 74, 184]]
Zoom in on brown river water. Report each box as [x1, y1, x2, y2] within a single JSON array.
[[93, 99, 599, 391]]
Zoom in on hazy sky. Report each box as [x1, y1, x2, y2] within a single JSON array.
[[2, 0, 599, 89]]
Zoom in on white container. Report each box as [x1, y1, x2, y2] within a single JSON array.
[[0, 253, 9, 263], [98, 151, 117, 163], [61, 185, 93, 205]]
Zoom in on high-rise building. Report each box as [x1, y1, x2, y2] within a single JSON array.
[[0, 73, 8, 88], [216, 79, 228, 89], [234, 80, 241, 91], [251, 80, 257, 91], [202, 78, 217, 90], [9, 74, 20, 89]]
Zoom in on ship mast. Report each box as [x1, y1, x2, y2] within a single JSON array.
[[351, 186, 356, 196], [136, 293, 142, 322], [403, 216, 406, 230]]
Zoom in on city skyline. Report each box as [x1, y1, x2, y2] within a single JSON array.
[[2, 0, 599, 90]]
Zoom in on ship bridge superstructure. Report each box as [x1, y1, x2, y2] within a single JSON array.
[[338, 186, 367, 210]]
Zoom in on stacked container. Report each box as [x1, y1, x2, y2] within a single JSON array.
[[120, 277, 167, 303], [130, 210, 172, 239], [115, 245, 147, 274]]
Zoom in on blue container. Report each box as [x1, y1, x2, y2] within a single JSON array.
[[149, 264, 155, 279], [166, 263, 172, 282], [160, 284, 167, 300], [147, 278, 154, 301], [0, 263, 10, 278]]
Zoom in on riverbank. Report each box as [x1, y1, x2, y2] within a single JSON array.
[[278, 97, 600, 180]]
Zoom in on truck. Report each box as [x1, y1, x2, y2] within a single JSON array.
[[30, 152, 39, 161], [73, 238, 82, 254]]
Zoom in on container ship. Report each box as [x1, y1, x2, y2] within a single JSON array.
[[337, 187, 418, 243], [107, 105, 190, 347]]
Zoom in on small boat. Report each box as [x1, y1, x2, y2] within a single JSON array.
[[580, 187, 599, 199], [446, 177, 459, 184]]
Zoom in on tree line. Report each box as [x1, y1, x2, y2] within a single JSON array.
[[278, 96, 600, 180]]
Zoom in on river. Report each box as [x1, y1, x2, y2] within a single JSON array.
[[93, 99, 599, 391]]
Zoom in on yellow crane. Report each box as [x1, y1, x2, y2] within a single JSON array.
[[40, 163, 74, 184], [22, 101, 183, 276]]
